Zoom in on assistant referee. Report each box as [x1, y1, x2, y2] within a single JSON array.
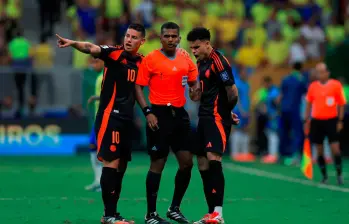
[[304, 62, 346, 185]]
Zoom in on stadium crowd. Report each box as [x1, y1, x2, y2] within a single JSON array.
[[0, 0, 349, 163]]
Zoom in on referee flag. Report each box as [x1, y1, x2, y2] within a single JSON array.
[[301, 126, 313, 180]]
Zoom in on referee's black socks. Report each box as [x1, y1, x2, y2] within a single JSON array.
[[199, 169, 214, 213], [100, 167, 118, 217], [171, 167, 192, 209], [209, 160, 225, 209], [146, 171, 162, 215], [317, 155, 328, 179], [334, 154, 342, 176]]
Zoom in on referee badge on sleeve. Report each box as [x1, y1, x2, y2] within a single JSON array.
[[182, 76, 188, 86], [220, 71, 229, 82]]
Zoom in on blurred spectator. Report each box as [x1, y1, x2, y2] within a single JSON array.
[[0, 0, 21, 41], [281, 15, 300, 45], [217, 13, 241, 48], [243, 21, 267, 47], [316, 0, 332, 25], [235, 36, 264, 69], [134, 0, 154, 28], [262, 76, 280, 164], [265, 30, 289, 66], [67, 0, 98, 40], [0, 96, 14, 118], [279, 62, 307, 165], [250, 0, 272, 26], [325, 16, 346, 50], [138, 28, 159, 55], [266, 9, 281, 39], [100, 0, 126, 32], [300, 15, 325, 60], [72, 28, 91, 70], [0, 30, 9, 65], [231, 67, 254, 162], [276, 2, 301, 26], [31, 34, 55, 105], [289, 35, 307, 65], [8, 29, 32, 117], [115, 13, 130, 44], [230, 0, 245, 20], [253, 86, 268, 155], [37, 0, 55, 37], [296, 0, 321, 23]]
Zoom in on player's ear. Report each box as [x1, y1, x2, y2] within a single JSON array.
[[178, 36, 181, 44], [141, 37, 146, 45]]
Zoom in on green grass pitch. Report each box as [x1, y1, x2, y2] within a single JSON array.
[[0, 153, 348, 224]]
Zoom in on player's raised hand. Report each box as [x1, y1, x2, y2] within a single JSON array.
[[56, 34, 75, 48], [231, 112, 240, 125], [189, 84, 201, 101], [146, 113, 159, 131]]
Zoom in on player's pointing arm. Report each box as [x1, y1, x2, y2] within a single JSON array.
[[56, 34, 101, 57]]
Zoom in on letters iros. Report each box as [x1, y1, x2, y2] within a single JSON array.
[[0, 124, 61, 146]]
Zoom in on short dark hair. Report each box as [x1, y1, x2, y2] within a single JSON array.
[[128, 23, 146, 37], [161, 22, 180, 34], [187, 27, 211, 41], [293, 62, 303, 71]]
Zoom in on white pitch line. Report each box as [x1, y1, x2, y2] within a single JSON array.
[[0, 196, 332, 202], [225, 163, 349, 193]]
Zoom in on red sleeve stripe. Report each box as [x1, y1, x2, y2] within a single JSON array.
[[109, 50, 123, 61], [212, 53, 224, 72]]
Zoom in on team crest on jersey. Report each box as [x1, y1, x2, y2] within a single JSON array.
[[205, 69, 210, 78], [220, 71, 229, 81], [101, 45, 109, 49]]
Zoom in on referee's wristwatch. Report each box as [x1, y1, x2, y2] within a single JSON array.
[[142, 106, 153, 116]]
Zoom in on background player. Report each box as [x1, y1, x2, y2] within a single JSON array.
[[85, 57, 104, 192], [187, 27, 238, 224], [56, 23, 146, 224], [230, 67, 253, 162], [135, 22, 199, 224], [304, 62, 346, 185]]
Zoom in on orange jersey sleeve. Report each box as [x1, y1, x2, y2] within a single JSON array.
[[136, 53, 153, 86], [335, 81, 346, 106]]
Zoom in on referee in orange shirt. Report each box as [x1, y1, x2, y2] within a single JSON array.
[[304, 62, 346, 185], [135, 22, 200, 224]]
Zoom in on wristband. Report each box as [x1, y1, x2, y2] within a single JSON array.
[[142, 106, 152, 116]]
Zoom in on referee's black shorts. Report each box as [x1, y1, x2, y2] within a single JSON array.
[[146, 104, 192, 160], [310, 117, 339, 145]]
